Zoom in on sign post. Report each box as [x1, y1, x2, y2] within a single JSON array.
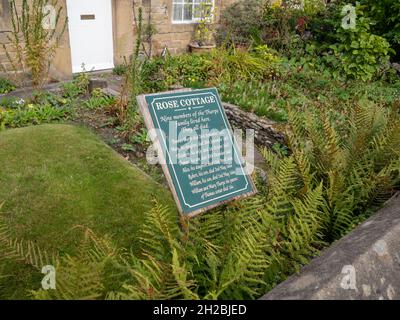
[[137, 88, 256, 217]]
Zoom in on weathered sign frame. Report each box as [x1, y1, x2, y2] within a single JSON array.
[[137, 88, 257, 217]]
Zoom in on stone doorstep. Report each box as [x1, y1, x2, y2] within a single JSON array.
[[88, 78, 108, 93], [261, 192, 400, 300]]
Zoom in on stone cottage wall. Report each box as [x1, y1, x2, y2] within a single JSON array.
[[0, 0, 240, 79], [148, 0, 234, 55], [0, 0, 25, 75], [0, 0, 72, 80], [112, 0, 135, 66]]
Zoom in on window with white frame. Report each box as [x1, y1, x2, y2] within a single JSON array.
[[172, 0, 214, 23]]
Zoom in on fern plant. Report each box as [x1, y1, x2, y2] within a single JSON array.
[[0, 215, 55, 271], [285, 101, 400, 239], [106, 100, 399, 299]]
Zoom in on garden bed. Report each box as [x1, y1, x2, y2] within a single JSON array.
[[1, 0, 400, 300], [0, 70, 398, 300]]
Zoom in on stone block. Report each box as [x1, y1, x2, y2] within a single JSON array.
[[261, 192, 400, 300], [88, 78, 108, 93]]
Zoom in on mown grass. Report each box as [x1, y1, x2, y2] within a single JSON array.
[[0, 124, 176, 299]]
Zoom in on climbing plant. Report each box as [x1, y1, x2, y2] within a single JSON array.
[[1, 0, 67, 88]]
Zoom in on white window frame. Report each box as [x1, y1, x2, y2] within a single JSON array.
[[172, 0, 214, 24]]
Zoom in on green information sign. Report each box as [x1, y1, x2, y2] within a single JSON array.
[[137, 88, 256, 217]]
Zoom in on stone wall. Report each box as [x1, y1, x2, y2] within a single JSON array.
[[223, 102, 285, 148], [261, 192, 400, 300], [112, 0, 135, 66], [0, 0, 239, 78], [0, 0, 20, 74], [149, 0, 228, 55]]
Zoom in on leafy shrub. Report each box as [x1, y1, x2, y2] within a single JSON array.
[[330, 6, 392, 81], [1, 0, 67, 88], [219, 65, 400, 122], [142, 53, 211, 92], [0, 78, 16, 94], [207, 46, 280, 84], [61, 82, 83, 99], [216, 0, 266, 46], [0, 96, 24, 109], [262, 3, 308, 55], [359, 0, 400, 60], [217, 0, 398, 81], [286, 2, 394, 81], [31, 91, 70, 108], [0, 91, 72, 129], [142, 47, 280, 92], [0, 104, 70, 129], [219, 80, 290, 122]]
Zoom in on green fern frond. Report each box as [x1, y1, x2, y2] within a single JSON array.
[[139, 200, 180, 260], [32, 255, 105, 300], [0, 215, 55, 270]]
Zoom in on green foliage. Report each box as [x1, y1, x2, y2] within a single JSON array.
[[129, 128, 148, 145], [193, 1, 215, 46], [121, 143, 135, 152], [0, 78, 16, 94], [61, 73, 89, 99], [216, 0, 267, 46], [61, 83, 82, 99], [31, 230, 119, 300], [0, 215, 56, 271], [207, 46, 280, 84], [358, 0, 400, 59], [113, 65, 128, 76], [31, 91, 70, 107], [0, 84, 77, 130], [83, 89, 116, 110], [262, 2, 307, 55], [1, 100, 399, 300], [142, 46, 280, 92], [219, 80, 289, 122], [0, 102, 70, 129], [217, 0, 397, 81], [219, 66, 400, 122], [330, 6, 392, 81], [285, 101, 400, 239], [142, 52, 211, 92]]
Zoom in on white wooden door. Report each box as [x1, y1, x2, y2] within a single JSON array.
[[67, 0, 114, 73]]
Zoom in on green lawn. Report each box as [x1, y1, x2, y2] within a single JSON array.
[[0, 124, 176, 298]]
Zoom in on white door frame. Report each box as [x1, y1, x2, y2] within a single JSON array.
[[66, 0, 115, 73]]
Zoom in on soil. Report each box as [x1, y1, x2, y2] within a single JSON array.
[[72, 106, 167, 186]]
